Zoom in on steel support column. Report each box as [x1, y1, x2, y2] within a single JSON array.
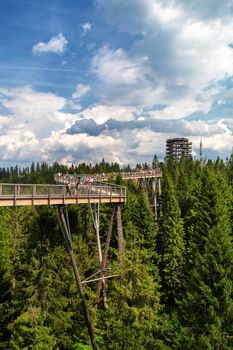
[[95, 205, 116, 307], [57, 206, 98, 350], [152, 178, 158, 217], [116, 205, 125, 266], [90, 203, 107, 307], [90, 203, 102, 263]]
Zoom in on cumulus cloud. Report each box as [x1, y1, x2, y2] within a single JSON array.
[[32, 33, 68, 55], [74, 104, 137, 124], [94, 0, 233, 117], [171, 0, 233, 21], [67, 116, 222, 137], [2, 1, 233, 164], [91, 45, 164, 106], [67, 118, 106, 136], [0, 86, 71, 137], [0, 86, 76, 162], [62, 102, 233, 163], [0, 84, 232, 164], [44, 131, 126, 165], [92, 45, 146, 86]]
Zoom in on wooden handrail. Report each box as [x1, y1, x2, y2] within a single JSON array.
[[0, 182, 127, 207]]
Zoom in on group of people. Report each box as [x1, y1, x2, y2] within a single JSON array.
[[65, 176, 95, 196]]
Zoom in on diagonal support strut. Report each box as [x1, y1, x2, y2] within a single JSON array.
[[57, 206, 98, 350]]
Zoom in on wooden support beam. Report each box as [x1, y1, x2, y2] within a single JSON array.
[[57, 206, 98, 350]]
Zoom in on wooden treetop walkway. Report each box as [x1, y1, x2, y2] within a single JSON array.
[[0, 169, 162, 207], [54, 168, 162, 185], [0, 183, 127, 207]]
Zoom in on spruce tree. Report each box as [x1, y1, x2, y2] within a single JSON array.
[[178, 223, 233, 349], [183, 167, 231, 271], [176, 166, 233, 349], [157, 171, 185, 305], [101, 240, 163, 350]]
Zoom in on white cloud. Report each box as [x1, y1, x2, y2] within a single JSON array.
[[2, 1, 233, 164], [0, 86, 139, 164], [94, 0, 233, 118], [44, 130, 126, 164], [171, 0, 233, 21], [0, 86, 78, 162], [0, 86, 72, 137], [68, 100, 82, 111], [198, 133, 233, 152], [92, 45, 146, 86], [82, 22, 92, 36], [0, 85, 232, 164], [217, 119, 232, 135], [75, 104, 137, 124], [72, 84, 91, 100], [63, 91, 233, 163], [92, 45, 164, 106], [32, 33, 68, 55], [151, 86, 222, 119], [0, 129, 41, 161]]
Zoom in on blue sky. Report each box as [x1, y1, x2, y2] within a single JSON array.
[[1, 0, 233, 166]]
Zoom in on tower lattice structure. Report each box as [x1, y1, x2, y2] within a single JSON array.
[[166, 137, 192, 161]]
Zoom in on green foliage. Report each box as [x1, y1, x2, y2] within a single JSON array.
[[0, 158, 233, 349], [73, 343, 92, 350], [177, 224, 233, 349], [157, 171, 185, 304], [101, 244, 162, 350], [9, 308, 57, 350]]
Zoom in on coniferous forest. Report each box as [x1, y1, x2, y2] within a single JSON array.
[[1, 156, 233, 349]]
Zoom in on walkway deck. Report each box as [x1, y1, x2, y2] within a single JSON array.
[[0, 183, 126, 207], [0, 169, 162, 207], [55, 168, 162, 186]]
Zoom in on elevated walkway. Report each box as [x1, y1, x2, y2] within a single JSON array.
[[0, 183, 126, 207], [54, 168, 162, 186]]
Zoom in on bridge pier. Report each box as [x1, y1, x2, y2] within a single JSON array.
[[95, 205, 116, 308], [58, 201, 125, 314], [116, 205, 125, 266], [90, 203, 107, 308], [90, 203, 102, 264], [139, 178, 147, 191], [151, 177, 161, 217], [57, 206, 98, 350], [91, 204, 125, 308]]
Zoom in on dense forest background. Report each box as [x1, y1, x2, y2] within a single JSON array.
[[0, 156, 233, 349]]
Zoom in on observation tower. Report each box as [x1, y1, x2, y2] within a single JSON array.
[[166, 137, 192, 161]]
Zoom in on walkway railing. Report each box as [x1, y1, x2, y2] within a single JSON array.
[[0, 183, 127, 206], [54, 168, 162, 185]]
